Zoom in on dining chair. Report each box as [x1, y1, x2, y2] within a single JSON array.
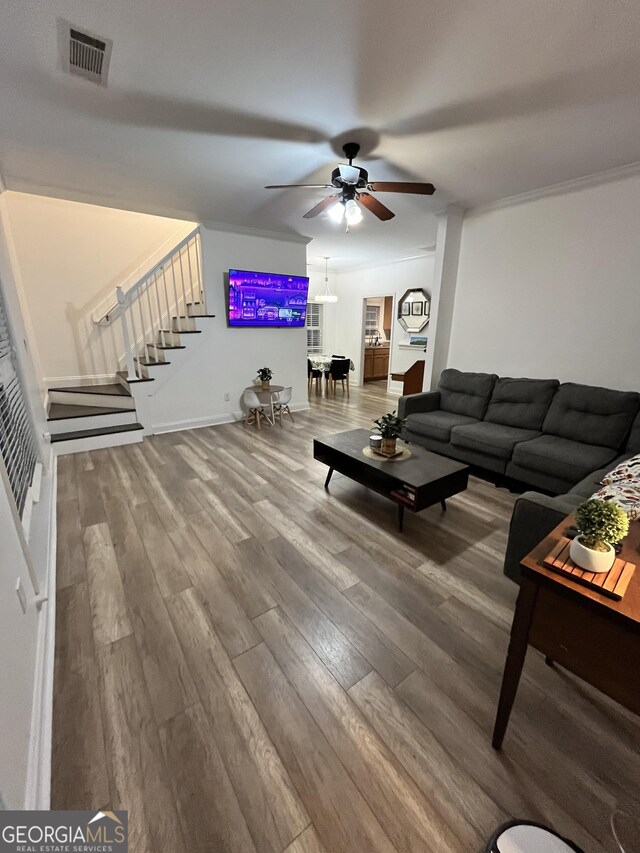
[[273, 386, 294, 425], [307, 358, 323, 395], [243, 388, 269, 430], [329, 357, 350, 397]]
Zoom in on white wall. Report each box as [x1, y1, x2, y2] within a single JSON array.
[[448, 174, 640, 392], [2, 192, 194, 385], [325, 255, 435, 393], [136, 226, 309, 431]]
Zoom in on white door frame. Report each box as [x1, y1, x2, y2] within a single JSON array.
[[359, 293, 396, 388]]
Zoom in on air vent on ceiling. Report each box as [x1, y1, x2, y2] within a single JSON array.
[[57, 19, 113, 86]]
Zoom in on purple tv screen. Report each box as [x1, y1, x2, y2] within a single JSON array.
[[227, 269, 309, 327]]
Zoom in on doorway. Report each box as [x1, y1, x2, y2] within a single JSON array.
[[360, 294, 394, 387]]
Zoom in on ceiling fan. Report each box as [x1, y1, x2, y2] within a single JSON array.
[[265, 142, 435, 226]]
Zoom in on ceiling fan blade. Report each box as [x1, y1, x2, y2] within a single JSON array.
[[368, 181, 435, 195], [303, 195, 341, 219], [265, 184, 334, 189], [358, 193, 395, 221]]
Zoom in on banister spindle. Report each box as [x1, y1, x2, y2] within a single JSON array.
[[185, 237, 196, 308], [170, 256, 181, 324], [178, 246, 189, 317], [144, 277, 156, 358], [194, 232, 205, 311], [153, 270, 166, 347]]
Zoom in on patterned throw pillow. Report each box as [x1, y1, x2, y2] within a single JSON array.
[[592, 483, 640, 521], [601, 453, 640, 485]]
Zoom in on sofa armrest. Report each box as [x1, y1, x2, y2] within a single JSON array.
[[398, 390, 441, 419], [503, 491, 581, 585]]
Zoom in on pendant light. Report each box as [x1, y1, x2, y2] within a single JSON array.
[[316, 256, 338, 303]]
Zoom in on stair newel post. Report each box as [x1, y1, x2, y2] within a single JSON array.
[[194, 231, 206, 312], [153, 270, 166, 348], [178, 245, 189, 315], [117, 287, 138, 381]]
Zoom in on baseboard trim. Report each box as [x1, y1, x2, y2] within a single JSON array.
[[25, 449, 57, 809], [151, 402, 310, 435]]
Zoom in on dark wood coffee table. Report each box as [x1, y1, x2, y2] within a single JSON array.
[[313, 428, 469, 531]]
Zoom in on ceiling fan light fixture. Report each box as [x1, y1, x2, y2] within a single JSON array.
[[338, 164, 361, 184], [344, 198, 363, 225], [327, 201, 345, 224]]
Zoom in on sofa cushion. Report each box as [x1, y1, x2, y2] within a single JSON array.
[[484, 377, 559, 430], [569, 453, 633, 498], [542, 382, 639, 449], [626, 412, 640, 453], [405, 410, 477, 443], [437, 368, 497, 419], [512, 434, 617, 485], [451, 421, 541, 460]]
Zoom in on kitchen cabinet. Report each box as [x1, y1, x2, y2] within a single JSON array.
[[363, 346, 389, 381], [383, 297, 393, 335]]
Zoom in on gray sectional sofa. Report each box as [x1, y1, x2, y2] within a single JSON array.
[[398, 369, 640, 584]]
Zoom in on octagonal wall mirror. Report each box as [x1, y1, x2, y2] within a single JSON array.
[[397, 288, 431, 333]]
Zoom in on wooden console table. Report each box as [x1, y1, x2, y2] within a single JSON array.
[[492, 516, 640, 749], [391, 360, 425, 395]]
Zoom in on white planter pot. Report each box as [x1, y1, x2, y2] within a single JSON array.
[[569, 535, 615, 573]]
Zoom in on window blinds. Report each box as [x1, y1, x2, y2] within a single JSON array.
[[0, 286, 38, 518], [306, 302, 323, 354]]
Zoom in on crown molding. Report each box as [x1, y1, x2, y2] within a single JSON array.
[[471, 160, 640, 215], [201, 219, 312, 245]]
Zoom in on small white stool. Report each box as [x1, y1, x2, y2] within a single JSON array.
[[485, 821, 584, 853]]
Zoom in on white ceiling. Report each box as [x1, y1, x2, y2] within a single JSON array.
[[2, 0, 640, 269]]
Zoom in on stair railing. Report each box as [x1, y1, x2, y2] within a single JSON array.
[[114, 227, 204, 380]]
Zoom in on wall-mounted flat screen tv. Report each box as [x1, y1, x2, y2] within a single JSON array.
[[227, 268, 309, 327]]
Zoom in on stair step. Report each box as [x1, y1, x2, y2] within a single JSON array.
[[159, 328, 202, 334], [51, 422, 144, 443], [134, 358, 171, 367], [116, 370, 154, 384], [172, 314, 216, 319], [48, 403, 133, 421], [148, 344, 186, 350], [48, 383, 131, 397], [48, 389, 136, 410], [47, 407, 138, 435]]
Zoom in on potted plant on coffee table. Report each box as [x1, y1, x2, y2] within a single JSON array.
[[373, 410, 407, 457], [569, 498, 629, 573], [257, 366, 273, 391]]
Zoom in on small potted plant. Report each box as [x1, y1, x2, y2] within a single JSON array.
[[569, 498, 629, 573], [373, 410, 407, 456], [257, 366, 273, 391]]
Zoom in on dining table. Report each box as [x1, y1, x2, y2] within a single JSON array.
[[308, 355, 355, 373]]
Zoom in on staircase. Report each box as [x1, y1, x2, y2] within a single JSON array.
[[47, 227, 214, 454]]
